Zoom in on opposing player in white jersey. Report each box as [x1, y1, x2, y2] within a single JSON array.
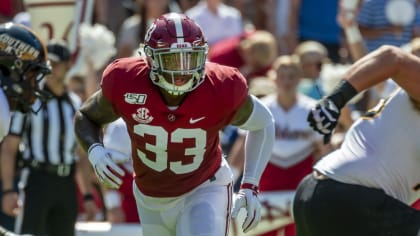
[[229, 55, 331, 236], [0, 23, 51, 142], [293, 44, 420, 236]]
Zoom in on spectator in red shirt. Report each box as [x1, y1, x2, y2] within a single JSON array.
[[208, 30, 277, 82]]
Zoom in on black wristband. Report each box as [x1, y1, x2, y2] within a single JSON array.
[[2, 189, 16, 196], [327, 80, 358, 109], [83, 193, 94, 202]]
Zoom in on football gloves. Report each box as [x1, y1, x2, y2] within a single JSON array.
[[307, 80, 358, 144], [88, 143, 130, 189], [307, 98, 340, 144], [231, 184, 261, 233]]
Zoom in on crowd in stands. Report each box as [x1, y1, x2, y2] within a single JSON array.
[[0, 0, 420, 235]]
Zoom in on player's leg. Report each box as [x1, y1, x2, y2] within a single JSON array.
[[373, 193, 420, 235], [294, 172, 420, 236], [133, 182, 179, 236], [313, 178, 420, 235], [294, 173, 382, 236], [292, 174, 316, 236], [176, 183, 232, 236]]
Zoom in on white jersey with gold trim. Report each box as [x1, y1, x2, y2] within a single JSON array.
[[315, 89, 420, 205], [0, 89, 11, 142]]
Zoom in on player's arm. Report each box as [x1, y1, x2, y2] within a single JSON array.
[[75, 90, 128, 189], [343, 45, 420, 104], [319, 45, 420, 112], [230, 95, 275, 233], [308, 45, 420, 141], [230, 94, 275, 186], [0, 135, 20, 216], [74, 90, 120, 152]]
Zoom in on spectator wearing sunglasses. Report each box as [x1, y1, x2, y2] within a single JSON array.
[[294, 40, 329, 100]]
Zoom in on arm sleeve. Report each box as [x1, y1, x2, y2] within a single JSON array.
[[237, 95, 275, 186]]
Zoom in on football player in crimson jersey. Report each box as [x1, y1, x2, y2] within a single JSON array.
[[74, 13, 275, 236]]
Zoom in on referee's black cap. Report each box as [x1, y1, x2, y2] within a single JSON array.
[[46, 39, 71, 62]]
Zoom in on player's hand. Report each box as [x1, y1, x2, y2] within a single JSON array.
[[1, 191, 18, 217], [231, 184, 261, 233], [307, 98, 341, 143], [88, 143, 129, 189]]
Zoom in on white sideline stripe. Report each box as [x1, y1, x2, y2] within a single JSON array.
[[75, 222, 143, 235]]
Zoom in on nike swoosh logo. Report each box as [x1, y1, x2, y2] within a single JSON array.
[[189, 117, 206, 124]]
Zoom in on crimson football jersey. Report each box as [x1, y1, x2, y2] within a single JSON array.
[[101, 57, 248, 197]]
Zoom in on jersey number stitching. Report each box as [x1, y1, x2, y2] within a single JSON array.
[[134, 124, 206, 174]]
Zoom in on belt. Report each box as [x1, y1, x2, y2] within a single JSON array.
[[20, 159, 74, 177]]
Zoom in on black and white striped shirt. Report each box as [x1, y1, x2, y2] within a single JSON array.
[[9, 87, 81, 165]]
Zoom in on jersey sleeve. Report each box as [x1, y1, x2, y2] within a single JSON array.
[[229, 68, 249, 108], [100, 60, 119, 104], [221, 67, 249, 123]]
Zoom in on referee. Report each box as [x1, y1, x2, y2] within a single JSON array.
[[0, 40, 97, 236]]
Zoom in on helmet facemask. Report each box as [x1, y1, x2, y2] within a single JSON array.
[[0, 60, 51, 113], [145, 44, 208, 96]]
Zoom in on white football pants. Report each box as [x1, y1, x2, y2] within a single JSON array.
[[133, 160, 233, 236]]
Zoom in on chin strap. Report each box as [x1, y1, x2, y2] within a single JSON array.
[[149, 70, 204, 96]]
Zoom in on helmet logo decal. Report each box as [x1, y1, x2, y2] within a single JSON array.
[[0, 34, 40, 60], [132, 107, 154, 124]]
